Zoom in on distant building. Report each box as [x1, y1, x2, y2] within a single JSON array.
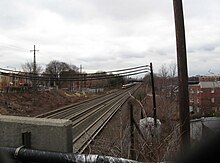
[[0, 71, 33, 92], [59, 70, 80, 91], [199, 76, 220, 82], [0, 72, 10, 91], [189, 76, 220, 115]]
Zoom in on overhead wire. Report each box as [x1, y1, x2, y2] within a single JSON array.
[[0, 64, 149, 75], [0, 65, 149, 81]]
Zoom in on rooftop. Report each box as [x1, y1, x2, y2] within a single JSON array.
[[199, 81, 220, 88]]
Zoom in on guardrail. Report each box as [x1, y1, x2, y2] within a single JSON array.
[[0, 147, 143, 163]]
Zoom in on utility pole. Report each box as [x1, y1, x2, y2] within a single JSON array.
[[79, 64, 82, 93], [150, 62, 157, 127], [30, 45, 39, 106], [173, 0, 190, 152], [129, 101, 135, 160]]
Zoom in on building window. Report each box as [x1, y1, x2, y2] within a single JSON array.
[[211, 98, 215, 103], [211, 88, 215, 93], [197, 107, 200, 113]]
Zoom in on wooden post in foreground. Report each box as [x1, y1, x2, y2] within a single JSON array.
[[173, 0, 190, 152]]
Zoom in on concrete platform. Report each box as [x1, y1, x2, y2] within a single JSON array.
[[0, 115, 73, 152]]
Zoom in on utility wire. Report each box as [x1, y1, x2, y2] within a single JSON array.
[[0, 64, 149, 81], [0, 64, 149, 76], [104, 65, 149, 73], [0, 69, 148, 81]]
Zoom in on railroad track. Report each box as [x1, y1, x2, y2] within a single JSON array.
[[36, 84, 141, 153]]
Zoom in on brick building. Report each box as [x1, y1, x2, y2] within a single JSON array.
[[189, 78, 220, 115], [0, 71, 32, 92], [59, 70, 80, 91], [199, 76, 220, 82], [0, 72, 10, 91]]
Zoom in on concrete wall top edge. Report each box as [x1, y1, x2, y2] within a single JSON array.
[[0, 115, 72, 127]]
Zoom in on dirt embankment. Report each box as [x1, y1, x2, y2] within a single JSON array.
[[0, 90, 97, 117]]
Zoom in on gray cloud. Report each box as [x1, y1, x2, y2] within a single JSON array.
[[0, 1, 33, 29], [0, 0, 220, 77], [201, 46, 216, 52], [118, 51, 146, 59]]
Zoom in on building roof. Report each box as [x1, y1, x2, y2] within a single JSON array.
[[200, 81, 220, 88]]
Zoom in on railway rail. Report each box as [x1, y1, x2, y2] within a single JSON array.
[[36, 84, 141, 153]]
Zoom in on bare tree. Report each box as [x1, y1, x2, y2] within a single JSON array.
[[69, 64, 79, 72], [44, 60, 79, 87], [159, 64, 169, 78], [44, 60, 71, 76], [169, 63, 177, 78], [21, 61, 43, 74], [157, 63, 177, 99]]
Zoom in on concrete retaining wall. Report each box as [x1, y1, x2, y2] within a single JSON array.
[[0, 115, 73, 152], [190, 119, 203, 141], [190, 117, 220, 141]]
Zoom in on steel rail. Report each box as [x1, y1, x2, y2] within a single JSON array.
[[66, 90, 128, 120], [41, 90, 126, 119], [60, 91, 125, 120], [72, 85, 140, 153], [74, 95, 129, 153], [35, 90, 119, 118], [35, 84, 141, 154], [72, 91, 128, 141], [47, 89, 129, 119]]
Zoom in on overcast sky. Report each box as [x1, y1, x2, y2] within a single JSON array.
[[0, 0, 219, 77]]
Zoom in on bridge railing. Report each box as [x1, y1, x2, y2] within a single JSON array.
[[0, 147, 144, 163]]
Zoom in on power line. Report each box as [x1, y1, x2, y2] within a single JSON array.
[[0, 70, 148, 81], [0, 64, 149, 78], [104, 65, 149, 73], [0, 66, 149, 81]]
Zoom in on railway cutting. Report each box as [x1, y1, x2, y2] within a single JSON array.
[[36, 83, 141, 153]]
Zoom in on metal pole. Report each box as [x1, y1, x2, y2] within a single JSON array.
[[129, 102, 135, 160], [33, 45, 36, 76], [79, 64, 82, 93], [33, 45, 36, 91], [173, 0, 190, 152], [33, 45, 37, 106], [150, 62, 157, 127], [30, 45, 39, 106]]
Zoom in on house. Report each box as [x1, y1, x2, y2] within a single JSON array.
[[189, 78, 220, 115], [0, 72, 10, 91], [59, 70, 80, 91], [0, 71, 33, 92]]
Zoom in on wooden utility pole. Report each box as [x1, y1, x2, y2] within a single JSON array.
[[30, 45, 39, 106], [173, 0, 190, 152]]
